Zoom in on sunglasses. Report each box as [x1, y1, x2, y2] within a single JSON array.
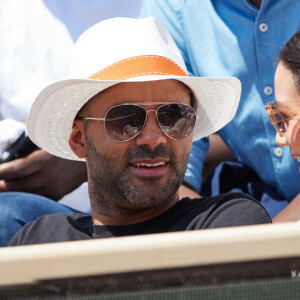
[[265, 101, 292, 136], [77, 102, 197, 142]]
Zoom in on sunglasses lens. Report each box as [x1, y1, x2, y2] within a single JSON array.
[[265, 102, 289, 136], [157, 104, 196, 140], [274, 114, 287, 134], [105, 105, 146, 141]]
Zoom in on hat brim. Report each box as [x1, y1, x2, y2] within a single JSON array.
[[27, 76, 241, 161]]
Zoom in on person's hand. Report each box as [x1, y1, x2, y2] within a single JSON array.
[[0, 149, 87, 200]]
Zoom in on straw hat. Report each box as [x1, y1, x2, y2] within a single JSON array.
[[27, 17, 241, 161]]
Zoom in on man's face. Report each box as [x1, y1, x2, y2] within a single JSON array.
[[77, 79, 193, 214]]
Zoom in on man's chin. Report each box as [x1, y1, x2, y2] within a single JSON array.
[[124, 183, 178, 206]]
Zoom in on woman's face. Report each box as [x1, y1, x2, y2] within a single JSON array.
[[274, 61, 300, 160]]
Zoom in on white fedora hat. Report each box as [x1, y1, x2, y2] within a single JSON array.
[[27, 17, 241, 161]]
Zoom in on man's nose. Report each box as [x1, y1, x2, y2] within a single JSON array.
[[275, 132, 288, 146], [135, 112, 167, 148]]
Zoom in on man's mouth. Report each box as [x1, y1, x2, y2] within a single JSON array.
[[130, 159, 169, 177], [133, 162, 167, 168]]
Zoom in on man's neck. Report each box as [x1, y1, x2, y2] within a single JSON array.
[[92, 194, 180, 226], [250, 0, 262, 9]]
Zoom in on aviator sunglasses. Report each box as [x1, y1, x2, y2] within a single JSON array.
[[265, 101, 292, 137], [77, 102, 198, 142]]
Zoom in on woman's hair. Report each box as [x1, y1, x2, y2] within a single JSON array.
[[279, 31, 300, 91]]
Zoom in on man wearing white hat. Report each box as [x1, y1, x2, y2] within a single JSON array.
[[10, 17, 270, 245]]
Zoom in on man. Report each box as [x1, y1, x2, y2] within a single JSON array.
[[10, 17, 270, 246], [139, 0, 300, 221]]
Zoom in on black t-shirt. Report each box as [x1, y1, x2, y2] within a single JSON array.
[[9, 193, 271, 246]]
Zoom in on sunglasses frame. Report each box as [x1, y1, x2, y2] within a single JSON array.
[[77, 102, 198, 142], [265, 101, 292, 137]]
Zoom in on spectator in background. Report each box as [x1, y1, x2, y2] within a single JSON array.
[[265, 31, 300, 221], [0, 0, 142, 246], [139, 0, 300, 221]]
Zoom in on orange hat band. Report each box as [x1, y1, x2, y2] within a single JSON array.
[[88, 55, 188, 81]]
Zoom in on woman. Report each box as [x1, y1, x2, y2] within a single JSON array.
[[265, 31, 300, 162]]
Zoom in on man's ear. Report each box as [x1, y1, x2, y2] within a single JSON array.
[[69, 120, 87, 159]]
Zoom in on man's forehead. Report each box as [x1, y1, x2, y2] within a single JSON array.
[[83, 80, 192, 112], [99, 79, 190, 95]]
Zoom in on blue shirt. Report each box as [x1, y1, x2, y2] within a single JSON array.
[[140, 0, 300, 202]]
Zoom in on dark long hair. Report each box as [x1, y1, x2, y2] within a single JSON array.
[[279, 31, 300, 91]]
